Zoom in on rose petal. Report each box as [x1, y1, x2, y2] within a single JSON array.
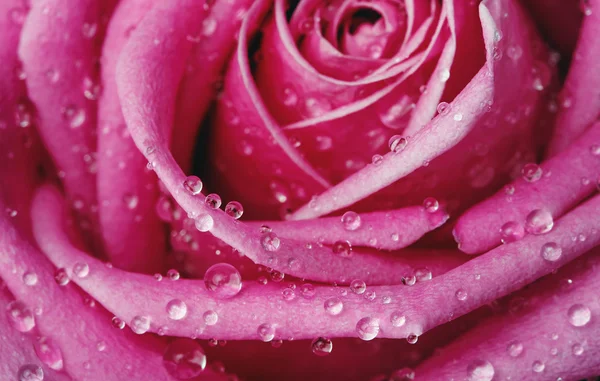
[[415, 249, 600, 380], [97, 0, 163, 273], [547, 0, 600, 155], [454, 121, 600, 254]]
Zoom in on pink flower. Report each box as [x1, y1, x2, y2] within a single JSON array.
[[0, 0, 599, 380]]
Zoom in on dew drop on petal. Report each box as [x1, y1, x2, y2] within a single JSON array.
[[167, 269, 180, 281], [525, 209, 554, 235], [350, 279, 366, 295], [311, 337, 333, 356], [261, 231, 281, 252], [18, 364, 44, 381], [467, 360, 494, 381], [521, 163, 543, 182], [194, 213, 214, 232], [437, 102, 450, 115], [54, 268, 70, 286], [415, 268, 432, 282], [567, 304, 591, 327], [532, 360, 545, 373], [456, 289, 468, 301], [389, 135, 408, 153], [166, 299, 188, 320], [332, 240, 352, 257], [112, 316, 126, 329], [572, 343, 584, 356], [163, 338, 207, 379], [201, 16, 217, 36], [390, 368, 415, 381], [356, 317, 380, 341], [22, 271, 38, 286], [390, 311, 406, 327], [203, 310, 218, 326], [406, 333, 418, 344], [204, 263, 242, 298], [341, 211, 361, 231], [34, 336, 63, 370], [300, 283, 316, 299], [423, 197, 439, 213], [183, 176, 203, 195], [6, 300, 35, 332], [130, 315, 151, 334], [257, 323, 276, 342], [507, 341, 523, 357], [540, 242, 562, 262], [500, 221, 524, 244], [205, 193, 222, 209], [372, 154, 383, 165], [123, 193, 139, 209], [73, 262, 89, 278], [225, 201, 243, 219], [324, 297, 344, 316]]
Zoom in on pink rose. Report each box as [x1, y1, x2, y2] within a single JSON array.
[[1, 0, 599, 379]]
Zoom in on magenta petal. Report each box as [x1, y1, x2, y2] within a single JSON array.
[[454, 121, 600, 254], [246, 205, 449, 251], [547, 0, 600, 155], [415, 250, 600, 380], [97, 0, 164, 273]]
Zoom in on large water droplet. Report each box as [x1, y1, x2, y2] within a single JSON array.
[[350, 279, 366, 295], [225, 201, 243, 219], [166, 299, 188, 320], [6, 300, 35, 332], [389, 135, 408, 153], [261, 231, 281, 252], [332, 240, 352, 257], [203, 310, 218, 326], [356, 317, 380, 341], [112, 316, 126, 329], [73, 262, 89, 278], [204, 263, 242, 298], [532, 360, 545, 373], [34, 336, 64, 370], [500, 221, 524, 244], [54, 268, 70, 286], [324, 297, 344, 316], [406, 333, 418, 344], [195, 214, 214, 232], [540, 242, 562, 262], [423, 197, 439, 213], [183, 176, 203, 195], [390, 311, 406, 327], [18, 364, 44, 381], [525, 209, 554, 235], [23, 271, 38, 286], [466, 359, 494, 381], [163, 338, 207, 379], [522, 163, 543, 182], [311, 337, 333, 356], [205, 193, 222, 209], [130, 315, 151, 334], [568, 304, 591, 327], [341, 211, 361, 231], [257, 323, 276, 342]]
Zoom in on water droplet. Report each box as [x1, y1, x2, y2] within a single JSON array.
[[261, 231, 281, 252], [6, 300, 35, 332], [507, 341, 523, 357], [82, 77, 102, 100], [350, 279, 366, 295], [61, 105, 86, 129], [402, 275, 416, 286], [23, 271, 38, 286], [34, 337, 63, 370], [112, 316, 126, 329], [195, 214, 214, 232], [257, 323, 276, 342], [406, 333, 418, 344], [167, 269, 180, 281], [341, 211, 361, 231], [372, 154, 384, 165], [18, 364, 44, 381], [203, 310, 218, 326], [96, 341, 107, 352], [415, 268, 432, 282], [82, 22, 98, 39], [316, 135, 333, 151], [453, 113, 463, 121], [467, 359, 494, 381], [541, 242, 562, 262], [72, 262, 89, 278], [324, 297, 343, 316], [390, 311, 406, 327], [183, 176, 203, 195], [304, 96, 332, 117], [54, 268, 69, 286], [166, 299, 188, 320], [225, 201, 243, 219], [456, 289, 467, 301], [567, 304, 591, 327], [532, 360, 545, 373], [15, 103, 32, 127], [205, 193, 222, 209], [202, 17, 217, 36], [270, 270, 285, 282], [590, 144, 600, 156], [506, 45, 523, 61], [439, 69, 450, 82], [423, 197, 439, 213], [130, 315, 151, 334], [525, 209, 554, 235], [390, 368, 415, 381], [580, 0, 593, 16], [389, 135, 408, 153], [500, 221, 525, 244], [437, 102, 450, 115], [282, 87, 298, 107], [311, 337, 333, 356], [356, 317, 380, 341], [204, 263, 242, 298], [300, 283, 316, 299], [163, 338, 207, 379], [572, 343, 584, 356], [521, 163, 543, 182], [332, 240, 352, 257]]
